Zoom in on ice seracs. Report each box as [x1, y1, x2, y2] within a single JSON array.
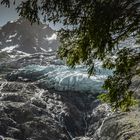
[[8, 63, 112, 93]]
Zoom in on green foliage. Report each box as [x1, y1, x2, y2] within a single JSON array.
[[1, 0, 140, 111], [99, 48, 140, 111]]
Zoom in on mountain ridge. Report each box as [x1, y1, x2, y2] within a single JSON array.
[[0, 18, 58, 54]]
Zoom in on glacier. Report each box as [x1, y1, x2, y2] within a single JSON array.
[[8, 63, 112, 93]]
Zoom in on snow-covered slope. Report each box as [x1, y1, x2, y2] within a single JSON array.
[[0, 18, 58, 54]]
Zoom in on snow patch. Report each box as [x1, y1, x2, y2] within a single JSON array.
[[33, 47, 37, 51], [9, 33, 17, 39], [48, 48, 52, 52], [1, 45, 19, 53], [10, 21, 14, 23], [9, 19, 18, 24], [43, 26, 48, 29], [40, 48, 47, 52], [45, 33, 57, 41], [6, 39, 12, 43], [15, 50, 30, 56]]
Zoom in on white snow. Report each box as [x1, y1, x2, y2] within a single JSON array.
[[45, 33, 57, 41], [6, 39, 12, 43], [10, 19, 18, 24], [40, 47, 47, 52], [16, 50, 30, 56], [9, 33, 17, 39], [10, 21, 14, 23], [48, 48, 52, 52], [43, 26, 48, 29], [33, 47, 37, 51], [1, 45, 19, 53], [40, 47, 52, 53]]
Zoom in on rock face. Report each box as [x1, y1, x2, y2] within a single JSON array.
[[98, 112, 140, 140], [0, 81, 111, 140], [0, 18, 58, 54], [0, 80, 140, 140]]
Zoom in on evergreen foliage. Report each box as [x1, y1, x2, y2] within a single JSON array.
[[1, 0, 140, 111]]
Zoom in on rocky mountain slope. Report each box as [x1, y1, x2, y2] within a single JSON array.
[[0, 19, 140, 140], [0, 80, 111, 140], [0, 18, 58, 54]]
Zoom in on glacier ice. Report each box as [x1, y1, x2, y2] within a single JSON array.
[[9, 63, 112, 93]]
